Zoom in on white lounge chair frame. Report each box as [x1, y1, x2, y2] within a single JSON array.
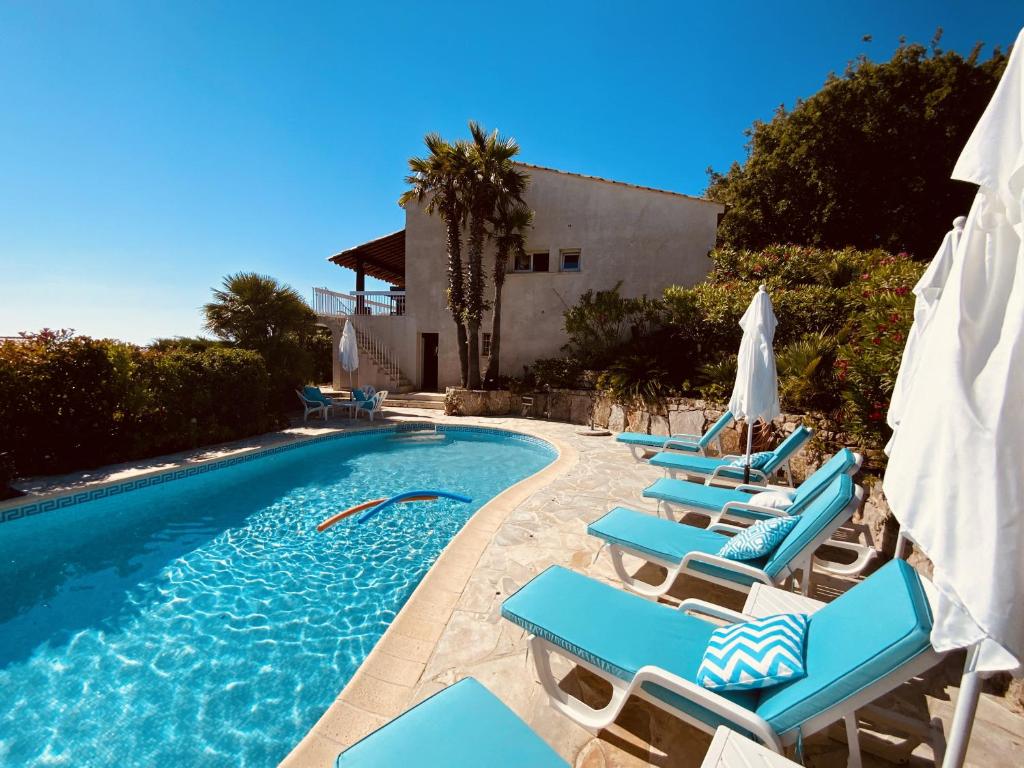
[[626, 431, 725, 462], [526, 594, 945, 768], [296, 389, 331, 421], [356, 390, 388, 421], [602, 485, 865, 599]]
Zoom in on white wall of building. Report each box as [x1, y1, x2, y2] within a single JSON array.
[[401, 165, 724, 389]]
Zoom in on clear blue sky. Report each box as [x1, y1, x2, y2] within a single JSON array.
[[1, 1, 1019, 343]]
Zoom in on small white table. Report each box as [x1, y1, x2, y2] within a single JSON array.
[[742, 582, 826, 618], [701, 727, 802, 768]]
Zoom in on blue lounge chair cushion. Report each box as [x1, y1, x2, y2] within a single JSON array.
[[616, 432, 696, 451], [697, 613, 810, 691], [501, 566, 759, 728], [650, 426, 812, 478], [762, 475, 853, 580], [303, 386, 331, 405], [587, 507, 768, 586], [352, 388, 366, 401], [755, 559, 934, 735], [643, 479, 749, 513], [335, 677, 568, 767], [789, 448, 858, 507], [699, 410, 734, 448], [718, 516, 800, 561]]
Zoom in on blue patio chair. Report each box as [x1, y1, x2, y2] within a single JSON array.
[[297, 387, 334, 421], [649, 425, 812, 487], [501, 559, 941, 767], [334, 677, 567, 767], [616, 411, 734, 461], [588, 474, 861, 598]]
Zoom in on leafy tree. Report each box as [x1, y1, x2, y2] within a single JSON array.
[[707, 32, 1008, 257], [462, 121, 527, 388], [399, 135, 472, 386], [203, 272, 316, 410], [484, 202, 532, 383]]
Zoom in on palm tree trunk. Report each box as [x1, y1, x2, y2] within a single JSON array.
[[444, 209, 469, 387], [484, 247, 507, 382], [465, 210, 487, 389]]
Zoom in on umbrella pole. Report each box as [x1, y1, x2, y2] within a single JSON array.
[[744, 420, 754, 484], [942, 644, 982, 768]]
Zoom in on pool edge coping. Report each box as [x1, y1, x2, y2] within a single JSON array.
[[279, 423, 578, 767]]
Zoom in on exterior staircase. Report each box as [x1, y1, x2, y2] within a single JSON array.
[[385, 392, 445, 410], [351, 323, 414, 393]]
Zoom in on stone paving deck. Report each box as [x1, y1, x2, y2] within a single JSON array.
[[10, 407, 1023, 767]]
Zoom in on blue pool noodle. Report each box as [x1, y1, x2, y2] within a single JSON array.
[[357, 489, 472, 524]]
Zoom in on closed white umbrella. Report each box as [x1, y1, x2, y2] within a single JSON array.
[[884, 215, 966, 457], [339, 319, 359, 393], [884, 27, 1024, 768], [728, 285, 781, 482]]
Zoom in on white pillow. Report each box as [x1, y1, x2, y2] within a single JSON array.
[[748, 491, 794, 511]]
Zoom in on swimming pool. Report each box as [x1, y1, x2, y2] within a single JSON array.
[[0, 425, 555, 766]]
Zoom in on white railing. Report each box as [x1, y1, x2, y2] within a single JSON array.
[[352, 322, 405, 390], [312, 287, 405, 317]]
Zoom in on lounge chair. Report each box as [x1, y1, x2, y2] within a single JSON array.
[[501, 558, 942, 767], [334, 677, 567, 767], [644, 448, 862, 525], [649, 425, 812, 487], [296, 387, 335, 421], [588, 474, 862, 598], [355, 390, 388, 422], [617, 411, 734, 461]]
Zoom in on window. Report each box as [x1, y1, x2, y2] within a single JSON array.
[[482, 332, 492, 357], [513, 250, 550, 273], [560, 249, 581, 272]]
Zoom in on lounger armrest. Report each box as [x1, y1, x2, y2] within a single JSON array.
[[707, 523, 745, 535], [628, 665, 782, 752], [706, 465, 768, 487], [663, 438, 700, 452], [813, 538, 878, 577], [711, 502, 792, 525], [675, 598, 752, 624], [679, 551, 774, 585]]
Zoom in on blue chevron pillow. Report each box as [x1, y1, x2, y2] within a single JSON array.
[[697, 613, 810, 691], [717, 515, 799, 561]]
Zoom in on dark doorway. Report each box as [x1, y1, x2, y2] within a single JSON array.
[[421, 333, 439, 392]]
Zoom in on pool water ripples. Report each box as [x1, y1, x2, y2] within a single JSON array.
[[0, 429, 554, 766]]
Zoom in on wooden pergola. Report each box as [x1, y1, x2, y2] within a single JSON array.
[[328, 229, 405, 290]]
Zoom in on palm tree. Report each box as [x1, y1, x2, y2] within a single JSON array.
[[203, 272, 315, 348], [399, 135, 471, 386], [484, 203, 532, 383], [462, 121, 527, 388]]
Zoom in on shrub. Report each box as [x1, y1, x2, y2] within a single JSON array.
[[0, 331, 276, 482], [598, 355, 669, 411], [562, 283, 663, 369], [835, 252, 922, 446], [529, 357, 586, 390]]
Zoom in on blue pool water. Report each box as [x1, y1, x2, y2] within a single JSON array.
[[0, 428, 554, 766]]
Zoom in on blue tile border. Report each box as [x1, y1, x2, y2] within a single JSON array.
[[0, 422, 557, 526]]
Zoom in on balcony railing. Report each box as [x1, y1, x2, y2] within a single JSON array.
[[313, 287, 406, 317]]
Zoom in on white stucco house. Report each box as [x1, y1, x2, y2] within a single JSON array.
[[314, 163, 724, 392]]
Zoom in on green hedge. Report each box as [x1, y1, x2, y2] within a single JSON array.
[[544, 246, 925, 450], [0, 331, 278, 484]]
